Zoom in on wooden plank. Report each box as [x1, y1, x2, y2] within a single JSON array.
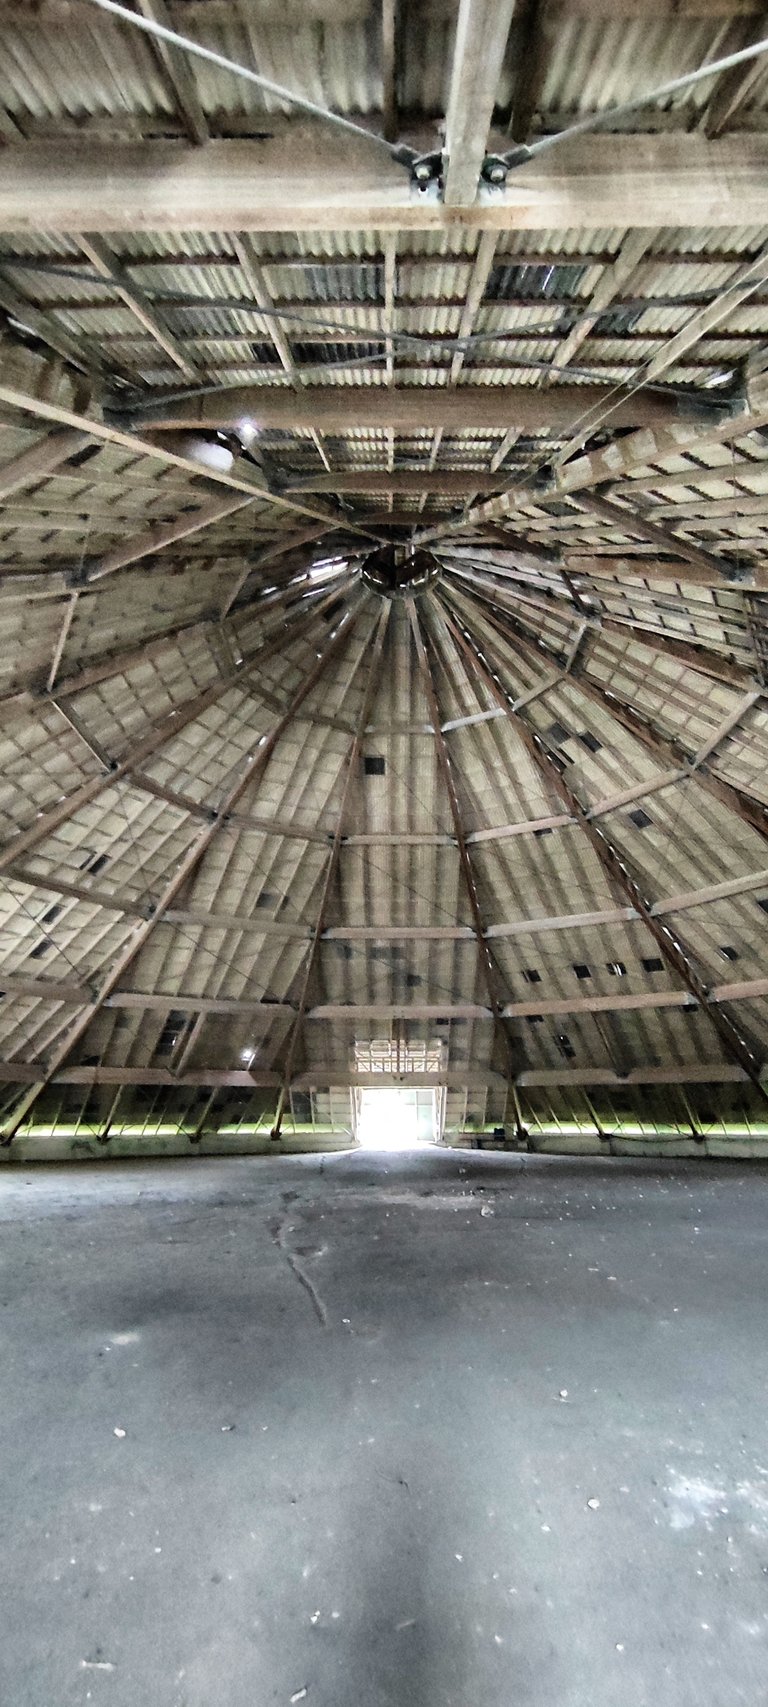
[[88, 490, 256, 582], [0, 428, 92, 500], [3, 132, 768, 231], [652, 866, 768, 915], [307, 1004, 494, 1020], [10, 979, 768, 1021]]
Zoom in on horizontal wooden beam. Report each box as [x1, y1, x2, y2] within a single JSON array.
[[6, 978, 768, 1020], [140, 383, 699, 436], [286, 470, 505, 496], [0, 1063, 763, 1093], [3, 132, 768, 231]]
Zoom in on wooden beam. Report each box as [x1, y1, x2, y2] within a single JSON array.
[[285, 470, 505, 496], [568, 489, 741, 581], [443, 0, 518, 206], [446, 573, 768, 846], [87, 489, 256, 582], [0, 1062, 763, 1093], [1, 605, 364, 1142], [134, 0, 209, 146], [270, 604, 391, 1137], [77, 234, 196, 378], [508, 0, 553, 144], [704, 9, 768, 135], [0, 270, 110, 377], [7, 980, 768, 1024], [437, 598, 768, 1090], [230, 231, 331, 475], [0, 580, 352, 877], [0, 427, 92, 500], [445, 555, 763, 687], [407, 595, 522, 1081], [137, 382, 698, 435], [4, 132, 768, 231], [543, 230, 651, 380]]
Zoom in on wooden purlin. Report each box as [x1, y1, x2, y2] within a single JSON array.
[[435, 594, 768, 1096], [1, 598, 370, 1144], [406, 594, 523, 1088], [269, 602, 392, 1141]]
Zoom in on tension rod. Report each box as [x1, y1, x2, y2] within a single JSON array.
[[484, 33, 768, 182], [81, 0, 440, 186]]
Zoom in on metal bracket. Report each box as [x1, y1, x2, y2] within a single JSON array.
[[481, 147, 533, 187], [392, 145, 444, 192]]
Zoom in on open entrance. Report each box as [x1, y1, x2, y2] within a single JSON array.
[[355, 1086, 438, 1150]]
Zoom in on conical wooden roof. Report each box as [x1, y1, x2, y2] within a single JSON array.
[[1, 0, 768, 1150]]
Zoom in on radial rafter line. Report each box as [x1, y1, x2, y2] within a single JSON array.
[[83, 490, 257, 583], [566, 490, 741, 583], [442, 557, 762, 691], [3, 561, 337, 708], [434, 593, 768, 1095], [442, 572, 768, 849], [406, 594, 522, 1086], [269, 601, 392, 1141], [419, 478, 744, 581], [218, 522, 348, 622], [0, 576, 359, 878], [1, 597, 367, 1144]]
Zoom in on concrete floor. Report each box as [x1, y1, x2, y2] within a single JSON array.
[[1, 1151, 768, 1707]]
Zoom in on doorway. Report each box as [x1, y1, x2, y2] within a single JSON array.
[[355, 1086, 438, 1150]]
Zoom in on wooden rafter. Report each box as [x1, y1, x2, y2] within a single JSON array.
[[5, 133, 768, 233], [1, 598, 368, 1142], [435, 596, 768, 1093], [0, 578, 358, 877], [442, 571, 768, 846]]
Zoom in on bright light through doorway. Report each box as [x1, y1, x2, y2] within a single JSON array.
[[356, 1087, 436, 1150]]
